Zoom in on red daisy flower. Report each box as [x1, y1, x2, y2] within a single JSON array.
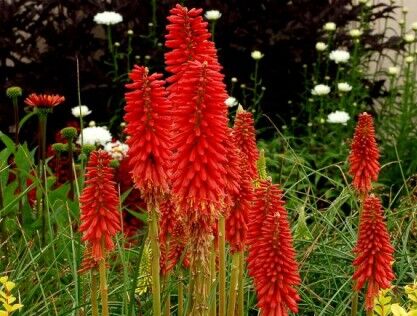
[[124, 66, 172, 204], [24, 93, 65, 108], [79, 150, 121, 261], [348, 112, 380, 194], [169, 60, 228, 228], [233, 106, 259, 180], [352, 195, 395, 310], [247, 179, 301, 315]]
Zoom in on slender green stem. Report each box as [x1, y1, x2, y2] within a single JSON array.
[[38, 113, 48, 245], [127, 34, 133, 73], [218, 216, 226, 316], [366, 309, 373, 316], [163, 273, 170, 316], [209, 241, 216, 316], [67, 140, 75, 199], [99, 245, 109, 316], [12, 97, 19, 145], [91, 272, 99, 316], [227, 253, 240, 316], [210, 21, 216, 42], [149, 205, 161, 316], [107, 25, 113, 53], [178, 270, 184, 316], [237, 251, 244, 316], [351, 291, 358, 316]]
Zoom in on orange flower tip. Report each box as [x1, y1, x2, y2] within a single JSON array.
[[24, 93, 65, 108], [236, 104, 245, 113]]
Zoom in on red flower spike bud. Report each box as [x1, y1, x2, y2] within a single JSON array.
[[223, 128, 242, 212], [348, 112, 380, 194], [24, 93, 65, 108], [233, 105, 259, 180], [159, 197, 178, 244], [352, 195, 395, 310], [79, 150, 121, 261], [247, 179, 301, 315], [78, 245, 106, 275], [226, 166, 253, 253], [170, 60, 228, 229], [165, 4, 221, 91], [124, 65, 172, 204]]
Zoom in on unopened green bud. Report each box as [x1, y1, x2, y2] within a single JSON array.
[[81, 144, 96, 156], [6, 86, 23, 98], [51, 143, 67, 153], [60, 127, 78, 140], [109, 159, 120, 168]]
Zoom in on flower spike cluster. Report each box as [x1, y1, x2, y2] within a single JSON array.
[[79, 150, 121, 260], [165, 4, 221, 92], [247, 179, 301, 315], [352, 195, 395, 310], [348, 112, 380, 194], [233, 105, 259, 180], [124, 65, 172, 204], [170, 60, 228, 227]]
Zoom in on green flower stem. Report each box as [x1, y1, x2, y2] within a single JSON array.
[[67, 140, 75, 199], [76, 57, 86, 189], [227, 252, 240, 316], [99, 246, 109, 316], [91, 272, 99, 316], [107, 25, 113, 53], [218, 216, 226, 316], [210, 21, 216, 42], [127, 35, 133, 73], [163, 273, 170, 316], [237, 251, 244, 316], [350, 291, 358, 316], [149, 205, 161, 316], [38, 112, 48, 245], [178, 270, 184, 316], [209, 241, 217, 316], [12, 97, 19, 145], [113, 44, 119, 79]]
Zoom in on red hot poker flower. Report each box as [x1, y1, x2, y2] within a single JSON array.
[[124, 66, 172, 204], [223, 128, 242, 212], [24, 93, 65, 108], [170, 60, 228, 228], [165, 4, 221, 92], [352, 195, 395, 310], [79, 150, 121, 261], [233, 106, 259, 180], [348, 112, 380, 194], [247, 179, 301, 315]]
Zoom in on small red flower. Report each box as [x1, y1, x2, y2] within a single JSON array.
[[247, 179, 301, 315], [348, 112, 380, 194], [170, 60, 228, 228], [124, 66, 172, 204], [233, 106, 259, 180], [79, 150, 121, 261], [352, 195, 395, 310], [165, 4, 221, 92], [24, 93, 65, 108]]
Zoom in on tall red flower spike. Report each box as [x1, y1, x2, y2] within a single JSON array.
[[352, 195, 395, 310], [165, 4, 221, 93], [170, 60, 228, 228], [223, 128, 242, 211], [24, 93, 65, 108], [124, 66, 172, 204], [233, 106, 259, 180], [79, 150, 121, 261], [247, 179, 301, 316], [348, 112, 380, 194]]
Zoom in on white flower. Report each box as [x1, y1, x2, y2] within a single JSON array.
[[349, 29, 363, 38], [104, 140, 129, 161], [359, 0, 367, 3], [337, 82, 352, 92], [311, 84, 331, 96], [324, 22, 336, 31], [327, 111, 350, 125], [78, 126, 112, 146], [402, 7, 408, 13], [329, 49, 350, 64], [231, 77, 238, 83], [127, 29, 134, 36], [405, 56, 414, 63], [204, 10, 222, 21], [93, 11, 123, 25], [315, 42, 328, 51], [251, 50, 264, 60], [412, 22, 417, 31], [71, 105, 91, 118], [404, 33, 415, 43], [88, 120, 96, 127], [388, 66, 400, 76], [225, 97, 238, 108]]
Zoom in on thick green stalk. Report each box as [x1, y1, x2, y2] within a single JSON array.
[[163, 273, 170, 316], [178, 270, 184, 316], [351, 292, 358, 316], [209, 241, 217, 316], [99, 246, 109, 316], [149, 205, 161, 316], [38, 113, 48, 244], [91, 272, 99, 316], [227, 253, 240, 316], [237, 251, 244, 316], [218, 216, 226, 316]]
